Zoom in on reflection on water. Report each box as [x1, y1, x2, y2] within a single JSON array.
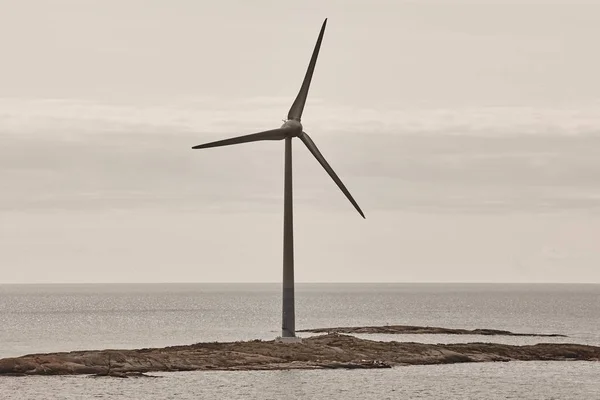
[[1, 362, 599, 400]]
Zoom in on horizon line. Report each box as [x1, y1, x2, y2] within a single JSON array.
[[1, 281, 599, 285]]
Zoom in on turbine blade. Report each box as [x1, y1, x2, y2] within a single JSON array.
[[299, 132, 365, 218], [192, 128, 291, 149], [287, 18, 327, 121]]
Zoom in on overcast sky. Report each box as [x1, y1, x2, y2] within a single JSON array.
[[1, 0, 599, 283]]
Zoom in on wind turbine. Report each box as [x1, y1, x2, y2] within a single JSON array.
[[192, 18, 364, 341]]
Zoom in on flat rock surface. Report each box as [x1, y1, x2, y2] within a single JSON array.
[[1, 333, 598, 376], [298, 325, 567, 337]]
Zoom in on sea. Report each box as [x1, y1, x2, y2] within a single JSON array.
[[1, 283, 599, 399]]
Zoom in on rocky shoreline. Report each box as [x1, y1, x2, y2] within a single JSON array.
[[298, 325, 567, 337], [1, 331, 598, 377]]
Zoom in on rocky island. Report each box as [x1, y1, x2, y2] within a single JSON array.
[[1, 326, 598, 377], [298, 325, 567, 337]]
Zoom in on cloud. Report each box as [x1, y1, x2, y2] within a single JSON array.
[[2, 97, 600, 213], [3, 98, 600, 137]]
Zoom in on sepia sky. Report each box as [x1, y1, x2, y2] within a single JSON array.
[[1, 0, 600, 283]]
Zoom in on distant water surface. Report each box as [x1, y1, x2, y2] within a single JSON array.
[[1, 283, 599, 399]]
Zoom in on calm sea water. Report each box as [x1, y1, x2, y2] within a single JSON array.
[[1, 283, 599, 399]]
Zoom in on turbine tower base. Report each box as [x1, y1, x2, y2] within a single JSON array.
[[275, 336, 303, 344]]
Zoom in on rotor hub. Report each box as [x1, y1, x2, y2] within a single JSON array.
[[281, 119, 303, 135]]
